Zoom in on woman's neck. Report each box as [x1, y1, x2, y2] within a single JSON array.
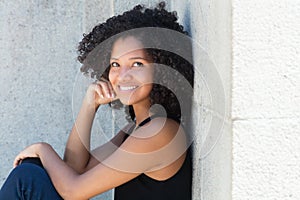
[[132, 99, 152, 126]]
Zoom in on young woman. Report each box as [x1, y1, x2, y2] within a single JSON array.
[[0, 2, 194, 200]]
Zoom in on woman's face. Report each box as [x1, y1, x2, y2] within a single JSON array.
[[108, 36, 154, 106]]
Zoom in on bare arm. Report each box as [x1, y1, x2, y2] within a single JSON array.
[[63, 98, 95, 173], [63, 80, 117, 173], [82, 123, 134, 172], [14, 118, 186, 200]]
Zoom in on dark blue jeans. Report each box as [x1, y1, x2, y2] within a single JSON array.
[[0, 158, 63, 200]]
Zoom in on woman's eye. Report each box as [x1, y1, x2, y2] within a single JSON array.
[[133, 62, 143, 67], [110, 62, 120, 68]]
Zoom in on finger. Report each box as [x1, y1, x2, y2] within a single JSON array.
[[98, 79, 116, 99], [98, 81, 112, 98], [106, 81, 116, 99], [93, 84, 104, 99], [13, 155, 23, 168], [13, 159, 18, 168]]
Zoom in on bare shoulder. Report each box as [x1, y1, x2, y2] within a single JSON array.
[[117, 117, 188, 167], [132, 116, 185, 140]]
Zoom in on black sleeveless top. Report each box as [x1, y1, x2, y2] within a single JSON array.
[[114, 115, 192, 200]]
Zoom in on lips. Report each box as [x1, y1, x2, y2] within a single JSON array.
[[118, 85, 139, 91]]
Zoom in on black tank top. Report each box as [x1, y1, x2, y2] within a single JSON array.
[[114, 115, 192, 200]]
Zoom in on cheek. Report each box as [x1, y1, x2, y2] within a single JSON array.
[[108, 71, 117, 86], [137, 70, 153, 95], [135, 69, 154, 84]]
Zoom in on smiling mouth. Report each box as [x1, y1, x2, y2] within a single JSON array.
[[119, 85, 139, 91]]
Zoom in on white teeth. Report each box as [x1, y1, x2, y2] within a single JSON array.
[[119, 85, 138, 91]]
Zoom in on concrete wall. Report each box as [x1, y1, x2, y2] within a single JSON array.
[[0, 0, 82, 186], [176, 0, 232, 200], [0, 1, 232, 199], [0, 1, 112, 199], [232, 0, 300, 199], [10, 0, 300, 200]]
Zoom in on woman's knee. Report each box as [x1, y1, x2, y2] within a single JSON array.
[[9, 163, 48, 184], [1, 163, 62, 199]]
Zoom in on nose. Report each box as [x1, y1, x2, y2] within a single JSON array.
[[117, 66, 132, 81]]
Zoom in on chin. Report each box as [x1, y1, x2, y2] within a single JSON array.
[[117, 97, 134, 105], [118, 96, 150, 106]]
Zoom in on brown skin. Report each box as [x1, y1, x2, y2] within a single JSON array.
[[13, 37, 188, 200]]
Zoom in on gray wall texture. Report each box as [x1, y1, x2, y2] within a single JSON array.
[[0, 1, 232, 200]]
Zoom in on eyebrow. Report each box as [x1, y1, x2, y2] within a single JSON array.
[[110, 57, 149, 61]]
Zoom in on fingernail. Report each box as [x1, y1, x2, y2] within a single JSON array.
[[101, 94, 104, 98]]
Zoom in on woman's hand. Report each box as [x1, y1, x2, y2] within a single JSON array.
[[84, 79, 117, 109], [13, 142, 48, 168]]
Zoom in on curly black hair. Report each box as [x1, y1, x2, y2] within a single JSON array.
[[77, 2, 194, 124]]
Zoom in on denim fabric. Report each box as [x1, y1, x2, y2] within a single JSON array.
[[0, 158, 63, 200]]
